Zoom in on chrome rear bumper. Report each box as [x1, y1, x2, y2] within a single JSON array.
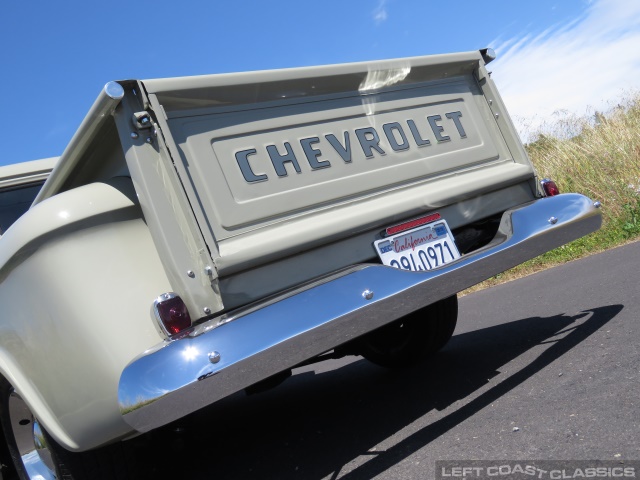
[[119, 193, 601, 433]]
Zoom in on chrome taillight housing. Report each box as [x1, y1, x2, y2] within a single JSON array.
[[153, 293, 192, 337], [540, 178, 560, 197]]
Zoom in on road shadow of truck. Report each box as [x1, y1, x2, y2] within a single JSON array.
[[133, 304, 623, 480]]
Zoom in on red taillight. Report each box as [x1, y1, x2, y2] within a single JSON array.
[[153, 293, 192, 336], [541, 178, 560, 197]]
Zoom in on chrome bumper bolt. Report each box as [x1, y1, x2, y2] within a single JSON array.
[[548, 216, 558, 225], [362, 289, 374, 300], [208, 351, 221, 364]]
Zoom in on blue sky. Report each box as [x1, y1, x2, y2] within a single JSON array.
[[1, 0, 638, 166]]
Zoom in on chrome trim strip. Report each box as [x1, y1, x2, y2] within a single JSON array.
[[119, 193, 601, 433]]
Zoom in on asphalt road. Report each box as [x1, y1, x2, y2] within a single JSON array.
[[134, 241, 639, 479]]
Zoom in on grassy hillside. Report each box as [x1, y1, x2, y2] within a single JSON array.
[[465, 94, 640, 292]]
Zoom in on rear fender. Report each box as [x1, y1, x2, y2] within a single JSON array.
[[0, 179, 171, 451]]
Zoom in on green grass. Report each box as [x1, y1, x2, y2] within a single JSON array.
[[465, 93, 640, 293]]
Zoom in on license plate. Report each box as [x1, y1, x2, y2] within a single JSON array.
[[374, 219, 461, 272]]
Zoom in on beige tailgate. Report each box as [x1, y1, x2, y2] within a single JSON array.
[[143, 52, 534, 275]]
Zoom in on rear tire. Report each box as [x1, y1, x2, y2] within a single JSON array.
[[357, 294, 458, 368], [0, 378, 138, 480], [0, 378, 58, 480]]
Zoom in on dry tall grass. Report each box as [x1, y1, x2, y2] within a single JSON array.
[[464, 94, 640, 294], [527, 94, 640, 222]]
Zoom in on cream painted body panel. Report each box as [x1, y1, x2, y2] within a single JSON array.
[[0, 181, 169, 450]]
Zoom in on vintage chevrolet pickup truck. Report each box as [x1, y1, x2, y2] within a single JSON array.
[[0, 49, 601, 479]]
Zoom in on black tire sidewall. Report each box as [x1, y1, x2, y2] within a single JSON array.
[[0, 378, 30, 480], [358, 294, 458, 368]]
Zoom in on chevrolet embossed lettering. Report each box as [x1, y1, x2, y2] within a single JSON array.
[[235, 110, 467, 183]]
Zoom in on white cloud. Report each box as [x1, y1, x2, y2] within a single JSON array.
[[490, 0, 640, 140], [373, 0, 389, 25]]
